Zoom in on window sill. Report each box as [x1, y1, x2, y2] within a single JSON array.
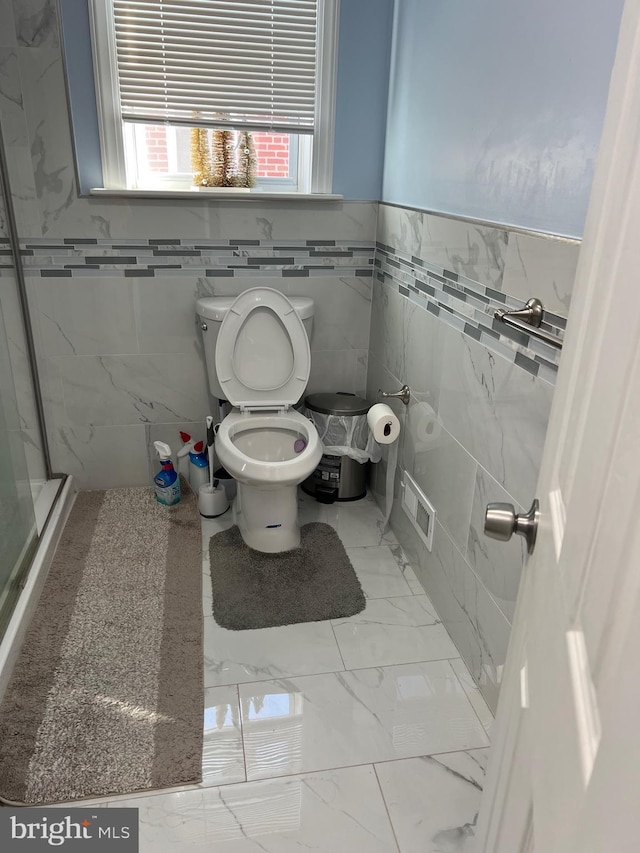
[[90, 188, 344, 202]]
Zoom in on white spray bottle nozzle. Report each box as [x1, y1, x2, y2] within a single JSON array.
[[154, 441, 172, 461]]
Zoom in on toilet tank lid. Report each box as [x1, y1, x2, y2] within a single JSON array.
[[197, 295, 314, 322]]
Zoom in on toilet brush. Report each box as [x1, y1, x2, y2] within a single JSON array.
[[207, 415, 215, 488], [198, 415, 229, 518]]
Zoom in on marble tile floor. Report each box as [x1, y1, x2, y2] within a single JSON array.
[[75, 490, 494, 852]]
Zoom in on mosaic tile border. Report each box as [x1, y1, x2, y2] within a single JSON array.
[[9, 238, 375, 279], [374, 243, 563, 385]]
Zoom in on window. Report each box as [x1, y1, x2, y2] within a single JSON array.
[[89, 0, 338, 193]]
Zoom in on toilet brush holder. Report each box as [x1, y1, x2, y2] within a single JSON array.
[[198, 483, 230, 518]]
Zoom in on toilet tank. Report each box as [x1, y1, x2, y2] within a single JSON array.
[[196, 294, 315, 400]]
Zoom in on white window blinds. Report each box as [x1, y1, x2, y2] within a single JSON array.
[[113, 0, 319, 133]]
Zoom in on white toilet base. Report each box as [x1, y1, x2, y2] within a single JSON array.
[[234, 481, 301, 553]]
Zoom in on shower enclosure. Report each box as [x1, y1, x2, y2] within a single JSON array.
[[0, 125, 62, 642]]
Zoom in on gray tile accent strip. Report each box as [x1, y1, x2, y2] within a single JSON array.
[[485, 287, 507, 304], [514, 352, 540, 376], [65, 264, 100, 269], [443, 283, 466, 301], [492, 318, 530, 348], [153, 250, 201, 257], [464, 322, 483, 342], [249, 257, 295, 265], [375, 245, 561, 385], [416, 281, 435, 296], [85, 256, 137, 264], [542, 312, 567, 329]]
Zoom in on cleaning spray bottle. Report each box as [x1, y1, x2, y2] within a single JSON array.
[[153, 441, 181, 506], [176, 430, 195, 481], [188, 440, 209, 489]]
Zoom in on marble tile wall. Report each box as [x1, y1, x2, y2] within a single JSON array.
[[0, 0, 377, 488], [25, 239, 374, 489], [368, 203, 580, 710]]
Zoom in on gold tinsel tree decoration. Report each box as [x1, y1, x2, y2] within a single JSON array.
[[189, 124, 214, 187], [212, 128, 237, 187], [236, 131, 257, 188]]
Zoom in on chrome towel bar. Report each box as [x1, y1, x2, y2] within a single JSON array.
[[494, 298, 563, 350]]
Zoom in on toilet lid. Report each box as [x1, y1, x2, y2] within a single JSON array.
[[214, 287, 310, 409]]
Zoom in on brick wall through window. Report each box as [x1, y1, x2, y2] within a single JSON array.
[[144, 125, 169, 173], [141, 126, 290, 178], [252, 133, 291, 177]]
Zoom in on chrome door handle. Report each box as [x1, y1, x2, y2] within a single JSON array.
[[484, 499, 539, 555]]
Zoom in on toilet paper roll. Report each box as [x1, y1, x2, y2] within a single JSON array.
[[367, 403, 401, 444]]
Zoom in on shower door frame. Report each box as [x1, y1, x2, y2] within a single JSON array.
[[0, 116, 65, 640]]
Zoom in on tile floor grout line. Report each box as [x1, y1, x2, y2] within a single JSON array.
[[78, 746, 493, 809], [206, 653, 468, 688], [236, 682, 249, 783], [203, 662, 349, 691], [231, 749, 492, 789], [448, 657, 495, 737], [372, 762, 403, 853], [329, 621, 349, 672]]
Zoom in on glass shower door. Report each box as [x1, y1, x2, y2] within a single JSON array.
[[0, 259, 38, 629], [0, 186, 40, 634]]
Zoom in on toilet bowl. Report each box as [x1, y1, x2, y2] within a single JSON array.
[[196, 287, 322, 552], [216, 409, 321, 551]]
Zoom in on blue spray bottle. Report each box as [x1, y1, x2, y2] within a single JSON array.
[[153, 441, 181, 506], [188, 440, 210, 488]]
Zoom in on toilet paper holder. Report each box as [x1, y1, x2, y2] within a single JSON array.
[[378, 384, 411, 406]]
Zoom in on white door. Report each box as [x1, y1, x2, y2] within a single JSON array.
[[475, 1, 640, 850]]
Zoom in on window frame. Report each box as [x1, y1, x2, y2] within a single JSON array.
[[89, 0, 338, 194]]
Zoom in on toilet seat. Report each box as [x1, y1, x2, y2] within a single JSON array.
[[215, 408, 322, 487], [215, 288, 310, 411]]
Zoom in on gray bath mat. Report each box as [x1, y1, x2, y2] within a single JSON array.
[[209, 522, 365, 630], [0, 478, 203, 805]]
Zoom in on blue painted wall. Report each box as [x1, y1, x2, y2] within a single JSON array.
[[60, 0, 393, 199], [382, 0, 625, 237], [332, 0, 394, 199]]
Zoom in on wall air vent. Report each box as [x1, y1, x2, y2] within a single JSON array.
[[401, 471, 436, 552]]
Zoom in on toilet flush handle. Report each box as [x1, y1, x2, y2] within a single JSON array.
[[201, 321, 208, 331]]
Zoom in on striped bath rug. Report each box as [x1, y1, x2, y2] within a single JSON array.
[[0, 479, 203, 805]]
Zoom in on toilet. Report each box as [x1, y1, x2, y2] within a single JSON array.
[[196, 288, 322, 553]]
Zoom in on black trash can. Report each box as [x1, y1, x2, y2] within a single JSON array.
[[302, 392, 371, 503]]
